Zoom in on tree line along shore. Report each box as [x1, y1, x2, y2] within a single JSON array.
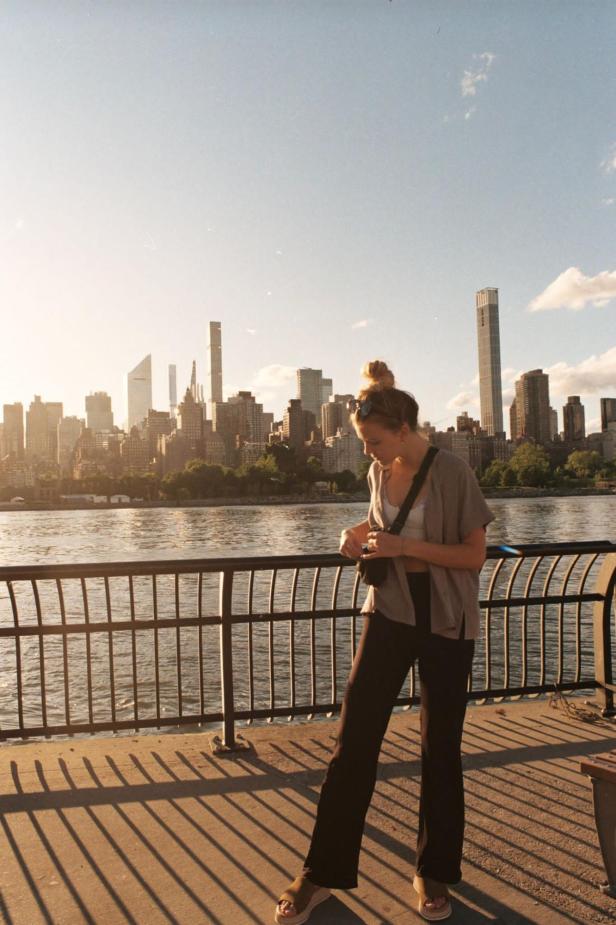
[[2, 442, 614, 509]]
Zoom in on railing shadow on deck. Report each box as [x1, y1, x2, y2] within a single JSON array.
[[2, 700, 615, 924]]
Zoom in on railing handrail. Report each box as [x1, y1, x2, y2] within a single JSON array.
[[0, 540, 614, 581], [1, 540, 615, 745]]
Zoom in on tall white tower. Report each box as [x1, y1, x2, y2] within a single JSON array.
[[168, 364, 177, 416], [476, 289, 504, 436], [127, 354, 152, 430], [207, 322, 223, 413]]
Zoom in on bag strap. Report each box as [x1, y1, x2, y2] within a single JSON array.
[[387, 445, 439, 536]]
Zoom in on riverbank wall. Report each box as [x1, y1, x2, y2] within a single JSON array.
[[0, 485, 614, 512]]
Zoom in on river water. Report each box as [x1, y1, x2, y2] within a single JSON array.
[[1, 495, 615, 565], [0, 498, 614, 738]]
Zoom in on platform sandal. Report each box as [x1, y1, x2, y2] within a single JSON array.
[[275, 875, 332, 924], [412, 875, 452, 921]]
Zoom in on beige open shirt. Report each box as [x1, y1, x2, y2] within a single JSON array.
[[361, 448, 495, 639]]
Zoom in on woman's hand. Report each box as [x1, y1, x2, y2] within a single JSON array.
[[361, 530, 405, 559], [339, 527, 364, 559]]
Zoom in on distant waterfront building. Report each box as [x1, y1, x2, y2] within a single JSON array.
[[127, 354, 152, 430], [549, 407, 558, 441], [120, 427, 151, 473], [283, 399, 306, 451], [511, 369, 551, 444], [227, 391, 266, 444], [143, 409, 173, 458], [322, 394, 354, 439], [207, 322, 223, 412], [177, 389, 204, 443], [476, 288, 504, 437], [261, 412, 274, 442], [85, 392, 114, 432], [204, 431, 227, 466], [602, 422, 616, 461], [509, 398, 517, 442], [600, 397, 616, 432], [563, 396, 585, 443], [169, 364, 177, 416], [190, 360, 206, 405], [298, 368, 332, 420], [26, 396, 63, 462], [238, 442, 266, 468], [57, 416, 85, 474], [321, 378, 333, 405], [322, 430, 364, 475], [456, 411, 481, 434], [2, 403, 24, 458]]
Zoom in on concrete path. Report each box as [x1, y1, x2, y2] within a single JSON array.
[[0, 697, 615, 925]]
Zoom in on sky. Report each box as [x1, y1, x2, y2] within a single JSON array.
[[1, 0, 615, 435]]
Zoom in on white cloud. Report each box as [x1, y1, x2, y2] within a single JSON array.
[[600, 144, 616, 174], [470, 373, 480, 387], [246, 328, 257, 335], [351, 319, 374, 330], [252, 364, 296, 388], [528, 267, 616, 311], [464, 107, 476, 121], [446, 391, 476, 410], [502, 387, 515, 405], [545, 345, 616, 396], [501, 367, 518, 383], [602, 197, 615, 207], [222, 382, 240, 399], [461, 52, 495, 98], [587, 417, 601, 434]]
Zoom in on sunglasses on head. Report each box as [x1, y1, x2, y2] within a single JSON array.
[[347, 397, 373, 419]]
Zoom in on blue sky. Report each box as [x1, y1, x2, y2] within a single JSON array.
[[1, 1, 615, 434]]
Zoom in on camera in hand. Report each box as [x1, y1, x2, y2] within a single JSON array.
[[357, 533, 388, 587]]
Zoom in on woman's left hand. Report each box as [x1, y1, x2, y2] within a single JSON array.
[[362, 531, 406, 559]]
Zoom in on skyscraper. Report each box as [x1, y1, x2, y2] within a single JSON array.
[[207, 322, 223, 410], [600, 398, 616, 432], [85, 392, 114, 432], [563, 396, 585, 443], [177, 389, 205, 443], [25, 396, 63, 461], [127, 354, 152, 430], [476, 288, 504, 436], [168, 364, 177, 416], [322, 394, 354, 439], [58, 416, 84, 473], [512, 369, 551, 444], [283, 399, 305, 451], [298, 368, 333, 419], [2, 403, 24, 458]]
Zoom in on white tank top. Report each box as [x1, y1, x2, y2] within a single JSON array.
[[382, 495, 427, 541]]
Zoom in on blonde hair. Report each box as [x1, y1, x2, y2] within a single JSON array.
[[351, 360, 419, 432]]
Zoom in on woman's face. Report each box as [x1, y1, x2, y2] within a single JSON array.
[[355, 419, 408, 467]]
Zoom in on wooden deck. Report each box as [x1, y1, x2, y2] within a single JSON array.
[[0, 697, 615, 924]]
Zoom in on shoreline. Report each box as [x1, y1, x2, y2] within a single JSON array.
[[0, 486, 614, 513]]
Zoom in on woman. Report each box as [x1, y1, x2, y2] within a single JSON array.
[[275, 360, 494, 923]]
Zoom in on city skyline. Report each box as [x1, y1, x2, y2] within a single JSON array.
[[1, 4, 615, 431]]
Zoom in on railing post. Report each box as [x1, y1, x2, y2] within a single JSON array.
[[593, 553, 616, 717], [211, 567, 250, 754]]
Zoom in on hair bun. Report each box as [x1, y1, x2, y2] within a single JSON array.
[[361, 360, 395, 391]]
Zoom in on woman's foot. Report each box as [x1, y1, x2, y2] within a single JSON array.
[[275, 875, 331, 923], [412, 875, 452, 922]]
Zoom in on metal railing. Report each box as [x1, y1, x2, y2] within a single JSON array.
[[0, 541, 614, 747]]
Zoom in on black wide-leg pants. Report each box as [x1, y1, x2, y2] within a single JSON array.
[[302, 572, 475, 889]]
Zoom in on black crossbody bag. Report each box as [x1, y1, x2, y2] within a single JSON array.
[[357, 445, 439, 588]]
